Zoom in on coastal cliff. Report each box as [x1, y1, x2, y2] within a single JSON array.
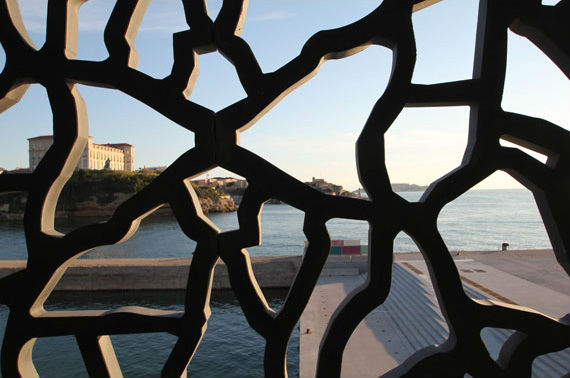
[[0, 170, 236, 220], [198, 197, 236, 214]]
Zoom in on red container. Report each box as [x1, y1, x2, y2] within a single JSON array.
[[331, 240, 344, 246], [342, 246, 360, 255]]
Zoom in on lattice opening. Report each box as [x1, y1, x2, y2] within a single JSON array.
[[205, 0, 222, 21], [240, 0, 379, 72], [502, 31, 570, 130], [76, 0, 113, 62], [0, 85, 52, 173], [344, 260, 449, 376], [240, 46, 391, 188], [411, 0, 478, 84], [203, 199, 240, 235], [478, 326, 570, 375], [532, 346, 570, 377], [192, 289, 299, 377], [33, 336, 88, 378], [385, 106, 469, 198], [0, 214, 27, 260], [134, 0, 187, 79], [499, 139, 548, 164], [394, 231, 419, 253], [53, 172, 229, 260], [38, 292, 181, 377], [0, 44, 5, 72], [76, 84, 195, 169], [54, 176, 155, 230], [73, 213, 193, 260], [110, 332, 180, 377], [246, 202, 303, 258], [51, 85, 195, 236], [479, 327, 516, 361], [45, 290, 182, 311], [189, 52, 248, 111], [17, 0, 47, 48], [0, 304, 7, 342], [438, 173, 551, 252], [240, 201, 304, 310], [326, 219, 369, 253], [190, 170, 244, 234]]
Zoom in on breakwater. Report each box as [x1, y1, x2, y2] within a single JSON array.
[[0, 256, 304, 290], [0, 255, 368, 291], [0, 250, 557, 291]]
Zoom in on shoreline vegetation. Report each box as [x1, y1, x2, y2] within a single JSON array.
[[0, 170, 236, 220], [0, 170, 427, 220]]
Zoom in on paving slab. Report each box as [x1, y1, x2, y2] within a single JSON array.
[[403, 258, 570, 319], [300, 265, 448, 378]]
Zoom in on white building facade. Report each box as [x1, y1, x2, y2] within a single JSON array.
[[28, 136, 134, 171]]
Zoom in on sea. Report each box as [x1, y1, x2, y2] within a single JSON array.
[[0, 189, 552, 260], [0, 189, 553, 377], [0, 290, 297, 378]]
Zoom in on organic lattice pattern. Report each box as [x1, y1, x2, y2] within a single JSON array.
[[0, 0, 569, 377]]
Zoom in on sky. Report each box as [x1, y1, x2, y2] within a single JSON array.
[[0, 0, 567, 191]]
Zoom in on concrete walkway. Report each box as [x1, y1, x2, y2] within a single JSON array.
[[299, 253, 570, 378]]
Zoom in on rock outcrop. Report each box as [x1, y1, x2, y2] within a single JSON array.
[[199, 197, 237, 214], [0, 192, 237, 220]]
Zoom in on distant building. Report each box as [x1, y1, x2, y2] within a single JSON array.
[[28, 136, 134, 171], [352, 188, 366, 198], [225, 179, 248, 189], [192, 179, 213, 187], [307, 177, 344, 195], [139, 166, 167, 174], [193, 177, 247, 189]]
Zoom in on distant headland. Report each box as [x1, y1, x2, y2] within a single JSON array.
[[390, 183, 428, 192], [191, 176, 428, 205], [0, 170, 236, 220], [0, 171, 427, 220]]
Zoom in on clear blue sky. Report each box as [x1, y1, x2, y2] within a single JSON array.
[[0, 0, 567, 191]]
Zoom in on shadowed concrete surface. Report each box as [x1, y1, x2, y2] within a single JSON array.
[[300, 251, 570, 378]]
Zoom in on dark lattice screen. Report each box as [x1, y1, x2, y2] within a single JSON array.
[[0, 0, 568, 377]]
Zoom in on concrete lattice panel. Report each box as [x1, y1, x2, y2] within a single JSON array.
[[0, 0, 568, 377]]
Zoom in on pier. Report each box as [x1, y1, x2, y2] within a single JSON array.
[[300, 250, 570, 377]]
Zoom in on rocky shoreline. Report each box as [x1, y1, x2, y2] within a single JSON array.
[[0, 192, 236, 220]]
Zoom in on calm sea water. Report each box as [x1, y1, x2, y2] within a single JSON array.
[[0, 189, 551, 259], [0, 289, 298, 378]]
